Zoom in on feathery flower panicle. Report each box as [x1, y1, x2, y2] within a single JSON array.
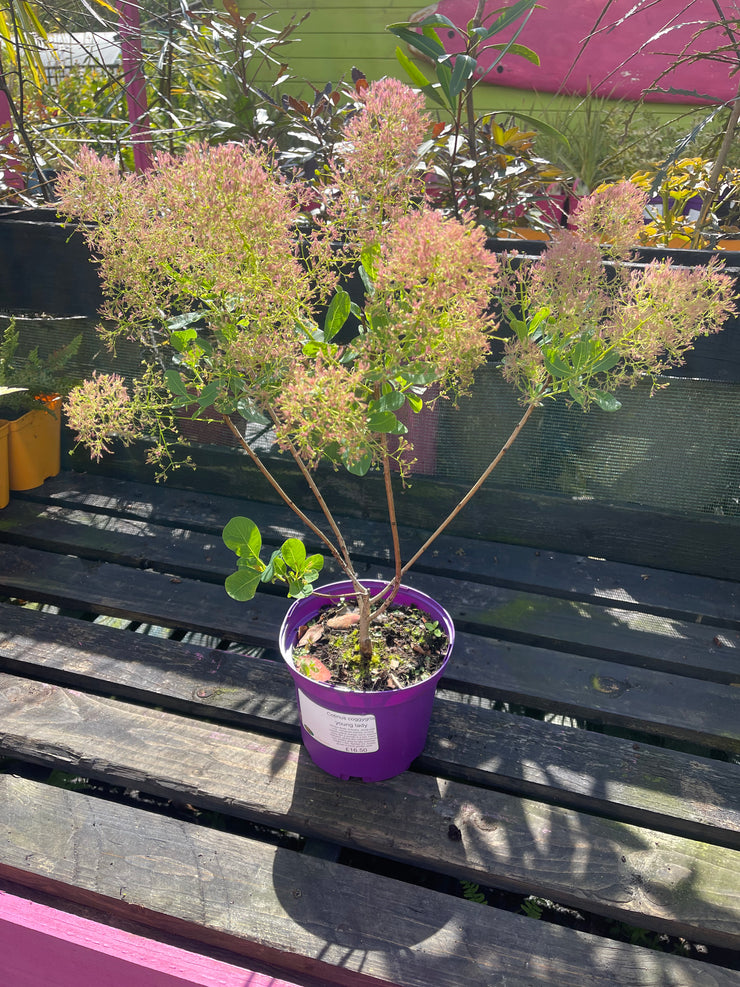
[[58, 143, 322, 340], [325, 78, 431, 250], [368, 209, 499, 394], [527, 231, 609, 328], [615, 257, 737, 370], [573, 181, 648, 259], [274, 358, 371, 468], [64, 373, 139, 461]]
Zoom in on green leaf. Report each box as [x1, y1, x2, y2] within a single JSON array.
[[510, 318, 528, 343], [224, 568, 262, 601], [543, 352, 571, 379], [167, 311, 204, 332], [164, 369, 189, 398], [324, 288, 351, 341], [528, 307, 551, 335], [223, 516, 262, 559], [592, 350, 621, 374], [394, 45, 432, 86], [435, 60, 453, 106], [387, 24, 446, 62], [394, 47, 448, 109], [568, 382, 585, 406], [360, 244, 379, 281], [406, 392, 423, 413], [484, 41, 539, 65], [344, 452, 373, 476], [402, 363, 438, 386], [305, 554, 324, 575], [287, 578, 314, 599], [281, 538, 307, 570], [370, 391, 406, 414], [196, 381, 221, 409], [485, 0, 538, 39], [234, 397, 270, 425], [416, 13, 460, 33], [169, 327, 198, 352], [449, 53, 477, 100], [593, 390, 622, 412], [572, 340, 592, 369], [367, 410, 407, 434], [508, 110, 569, 147]]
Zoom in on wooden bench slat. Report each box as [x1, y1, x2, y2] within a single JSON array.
[[2, 598, 738, 754], [447, 632, 740, 752], [0, 542, 287, 647], [28, 473, 740, 626], [5, 775, 736, 987], [1, 671, 738, 950], [1, 538, 738, 686], [2, 602, 739, 845]]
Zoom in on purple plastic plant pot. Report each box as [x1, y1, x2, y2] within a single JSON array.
[[279, 580, 455, 782]]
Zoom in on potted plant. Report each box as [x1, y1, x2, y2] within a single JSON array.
[[0, 319, 80, 495], [57, 80, 736, 782]]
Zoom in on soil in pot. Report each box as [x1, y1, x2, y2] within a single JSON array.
[[293, 599, 448, 692]]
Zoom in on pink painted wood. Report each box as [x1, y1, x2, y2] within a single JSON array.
[[0, 890, 305, 987], [410, 0, 737, 103], [118, 0, 153, 171]]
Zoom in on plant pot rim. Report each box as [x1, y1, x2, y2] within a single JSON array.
[[278, 578, 455, 696]]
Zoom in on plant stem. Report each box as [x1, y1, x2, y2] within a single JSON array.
[[400, 402, 536, 575], [220, 413, 351, 576], [270, 412, 356, 573], [368, 437, 403, 618]]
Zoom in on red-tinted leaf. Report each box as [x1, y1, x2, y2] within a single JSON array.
[[327, 612, 360, 629], [297, 622, 325, 647], [300, 657, 332, 682]]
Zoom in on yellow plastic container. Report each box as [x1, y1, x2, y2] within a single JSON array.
[[0, 420, 9, 508], [7, 396, 62, 491]]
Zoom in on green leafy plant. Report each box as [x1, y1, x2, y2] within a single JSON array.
[[520, 895, 547, 919], [388, 0, 566, 234], [0, 318, 81, 416], [460, 880, 488, 904], [622, 157, 740, 248], [223, 516, 324, 601], [58, 79, 736, 688]]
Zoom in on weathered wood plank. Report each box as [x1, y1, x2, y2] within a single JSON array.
[[1, 602, 739, 844], [19, 475, 740, 627], [0, 543, 288, 647], [1, 673, 738, 949], [63, 443, 740, 580], [4, 776, 737, 987], [1, 537, 738, 686], [2, 599, 738, 754], [445, 634, 740, 753]]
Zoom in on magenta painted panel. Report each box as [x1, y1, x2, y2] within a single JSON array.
[[0, 890, 305, 987], [411, 0, 736, 103]]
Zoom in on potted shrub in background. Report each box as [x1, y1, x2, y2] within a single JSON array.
[[0, 319, 80, 494], [58, 80, 736, 782]]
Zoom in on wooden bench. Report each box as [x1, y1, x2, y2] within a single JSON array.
[[0, 470, 739, 986]]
